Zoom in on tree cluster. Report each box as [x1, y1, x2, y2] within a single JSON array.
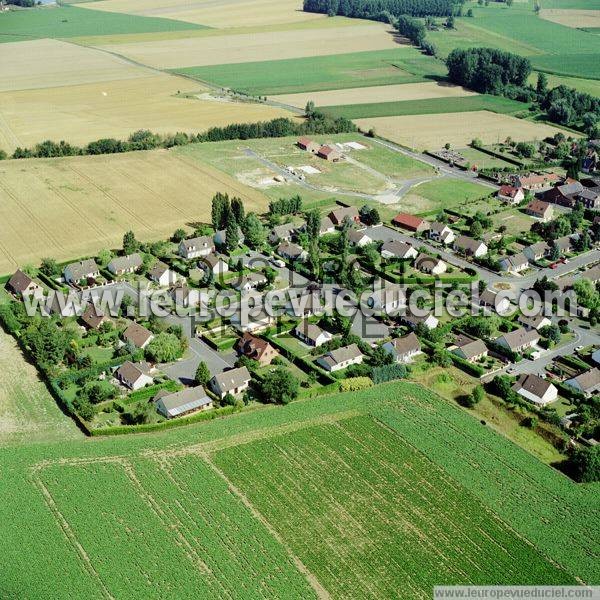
[[303, 0, 458, 19]]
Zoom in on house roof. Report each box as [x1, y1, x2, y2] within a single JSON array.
[[568, 368, 600, 393], [202, 253, 226, 269], [212, 366, 251, 393], [501, 252, 528, 269], [328, 206, 358, 223], [7, 269, 35, 293], [123, 322, 153, 348], [321, 343, 362, 367], [389, 333, 420, 356], [65, 259, 99, 281], [455, 235, 484, 253], [116, 360, 149, 382], [298, 136, 315, 147], [81, 303, 108, 329], [148, 261, 170, 279], [381, 240, 414, 258], [518, 173, 560, 186], [513, 374, 554, 400], [392, 213, 426, 230], [348, 229, 369, 244], [518, 314, 549, 329], [295, 320, 329, 343], [497, 327, 539, 350], [108, 253, 142, 272], [154, 386, 211, 417], [526, 200, 551, 215], [557, 181, 584, 196], [236, 332, 276, 361], [271, 222, 297, 239], [320, 216, 335, 232], [277, 241, 305, 258], [454, 335, 487, 360], [498, 185, 522, 198], [181, 235, 213, 252], [430, 221, 450, 234], [415, 253, 444, 271], [318, 144, 341, 157]]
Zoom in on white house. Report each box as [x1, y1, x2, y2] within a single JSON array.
[[517, 314, 552, 331], [495, 327, 539, 354], [414, 253, 447, 275], [564, 368, 600, 398], [148, 262, 177, 287], [123, 322, 154, 349], [154, 386, 212, 419], [316, 343, 363, 372], [6, 269, 44, 300], [498, 253, 529, 275], [199, 254, 229, 276], [209, 367, 251, 398], [381, 240, 418, 261], [63, 259, 100, 285], [179, 236, 215, 260], [428, 222, 455, 245], [512, 374, 558, 406], [454, 236, 488, 258], [115, 361, 153, 391], [294, 320, 333, 348], [382, 333, 421, 364], [107, 254, 143, 276], [497, 185, 525, 205], [348, 229, 371, 247]]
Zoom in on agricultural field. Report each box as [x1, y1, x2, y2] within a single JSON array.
[[1, 382, 597, 599], [102, 22, 399, 70], [171, 47, 446, 96], [540, 9, 600, 29], [0, 149, 268, 274], [529, 53, 600, 80], [320, 94, 529, 120], [457, 146, 518, 170], [353, 111, 576, 151], [271, 81, 476, 110], [528, 72, 600, 97]]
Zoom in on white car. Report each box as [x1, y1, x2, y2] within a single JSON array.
[[271, 258, 285, 268], [575, 346, 584, 352]]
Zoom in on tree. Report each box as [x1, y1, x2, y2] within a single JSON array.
[[211, 192, 230, 231], [432, 348, 452, 367], [97, 249, 113, 268], [23, 319, 71, 369], [466, 8, 473, 16], [242, 213, 266, 249], [225, 212, 240, 252], [548, 99, 574, 125], [261, 368, 299, 404], [539, 324, 561, 344], [536, 72, 547, 97], [445, 14, 455, 28], [305, 209, 321, 241], [40, 258, 60, 278], [231, 196, 245, 224], [305, 100, 315, 117], [121, 402, 154, 425], [470, 221, 483, 239], [122, 230, 139, 255], [172, 228, 186, 243], [515, 142, 536, 158], [195, 361, 211, 386], [570, 445, 600, 483], [371, 345, 394, 367], [145, 332, 183, 363]]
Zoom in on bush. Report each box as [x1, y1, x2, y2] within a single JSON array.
[[340, 377, 373, 392], [371, 364, 408, 384]]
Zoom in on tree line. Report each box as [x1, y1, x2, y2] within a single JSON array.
[[8, 111, 356, 161], [303, 0, 460, 18]]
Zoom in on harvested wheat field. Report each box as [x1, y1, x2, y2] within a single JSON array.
[[0, 74, 293, 152], [272, 81, 477, 109], [540, 9, 600, 29], [81, 0, 324, 28], [354, 111, 577, 151], [0, 38, 153, 92], [0, 150, 268, 274], [102, 22, 399, 69]]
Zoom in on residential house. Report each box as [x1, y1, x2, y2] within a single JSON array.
[[122, 322, 154, 349], [428, 222, 455, 245], [348, 229, 371, 247], [115, 361, 153, 391], [107, 253, 143, 276], [453, 235, 488, 258], [235, 332, 278, 366], [148, 262, 177, 287], [297, 137, 320, 153], [414, 253, 447, 275], [277, 241, 307, 261], [214, 228, 245, 248], [451, 335, 488, 363], [328, 206, 359, 226], [320, 216, 336, 235], [6, 269, 43, 300], [230, 308, 274, 333], [382, 333, 421, 364], [564, 368, 600, 398], [400, 309, 438, 330], [516, 173, 561, 191], [179, 235, 215, 260], [199, 253, 229, 276], [209, 366, 251, 398], [171, 283, 205, 309], [316, 343, 363, 372], [317, 144, 342, 162], [497, 185, 525, 205], [365, 283, 406, 315], [517, 313, 552, 331], [555, 235, 575, 256], [498, 253, 529, 274], [392, 213, 430, 233], [381, 240, 417, 261], [288, 289, 323, 318], [154, 386, 212, 419], [269, 222, 297, 244], [232, 272, 268, 293], [512, 374, 558, 406], [543, 181, 584, 208], [294, 320, 333, 348], [523, 241, 549, 263], [576, 188, 600, 210], [63, 259, 100, 285], [479, 289, 511, 315], [495, 327, 540, 354], [525, 200, 553, 222], [80, 303, 110, 330]]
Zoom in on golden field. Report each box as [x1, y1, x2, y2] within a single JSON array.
[[101, 22, 398, 69], [540, 9, 600, 29], [79, 0, 324, 28], [353, 111, 578, 151], [0, 149, 268, 274], [0, 74, 293, 152], [271, 82, 477, 109]]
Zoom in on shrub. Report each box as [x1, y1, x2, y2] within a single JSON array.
[[340, 377, 373, 392]]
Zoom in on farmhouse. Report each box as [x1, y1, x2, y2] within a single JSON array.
[[451, 335, 488, 363], [297, 137, 319, 153], [414, 253, 447, 275], [235, 332, 278, 366], [498, 253, 529, 274], [564, 368, 600, 398], [495, 328, 539, 354], [269, 222, 297, 244], [294, 320, 332, 347], [428, 222, 455, 245], [382, 333, 421, 364], [454, 235, 487, 258], [517, 314, 552, 331], [317, 343, 363, 372], [497, 185, 525, 205], [381, 240, 417, 261], [200, 254, 229, 276], [525, 200, 553, 222], [179, 235, 215, 260], [392, 213, 429, 233], [516, 173, 561, 191], [115, 361, 153, 391], [317, 145, 342, 162], [6, 269, 43, 300], [512, 374, 557, 406], [122, 322, 154, 349], [81, 303, 110, 330], [277, 241, 307, 261], [148, 262, 177, 287], [209, 366, 251, 398], [107, 253, 143, 276], [63, 259, 100, 285], [154, 386, 212, 419], [328, 206, 359, 226]]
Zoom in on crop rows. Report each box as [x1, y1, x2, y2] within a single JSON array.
[[213, 416, 573, 599]]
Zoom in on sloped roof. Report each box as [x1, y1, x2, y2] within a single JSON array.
[[155, 386, 211, 417]]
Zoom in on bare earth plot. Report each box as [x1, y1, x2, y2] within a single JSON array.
[[101, 22, 399, 69], [271, 81, 477, 109], [79, 0, 325, 28], [0, 329, 81, 446], [354, 111, 578, 151], [0, 150, 268, 274], [540, 9, 600, 28], [0, 73, 292, 152]]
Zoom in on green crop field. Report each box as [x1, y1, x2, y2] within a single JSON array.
[[531, 53, 600, 80], [1, 381, 598, 599], [171, 48, 448, 96], [542, 0, 600, 7], [0, 5, 203, 43], [320, 94, 529, 119]]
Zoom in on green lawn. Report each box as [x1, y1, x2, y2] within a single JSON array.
[[170, 48, 448, 96], [458, 146, 518, 170], [350, 142, 435, 179], [0, 4, 203, 43], [321, 94, 529, 119], [80, 345, 115, 364]]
